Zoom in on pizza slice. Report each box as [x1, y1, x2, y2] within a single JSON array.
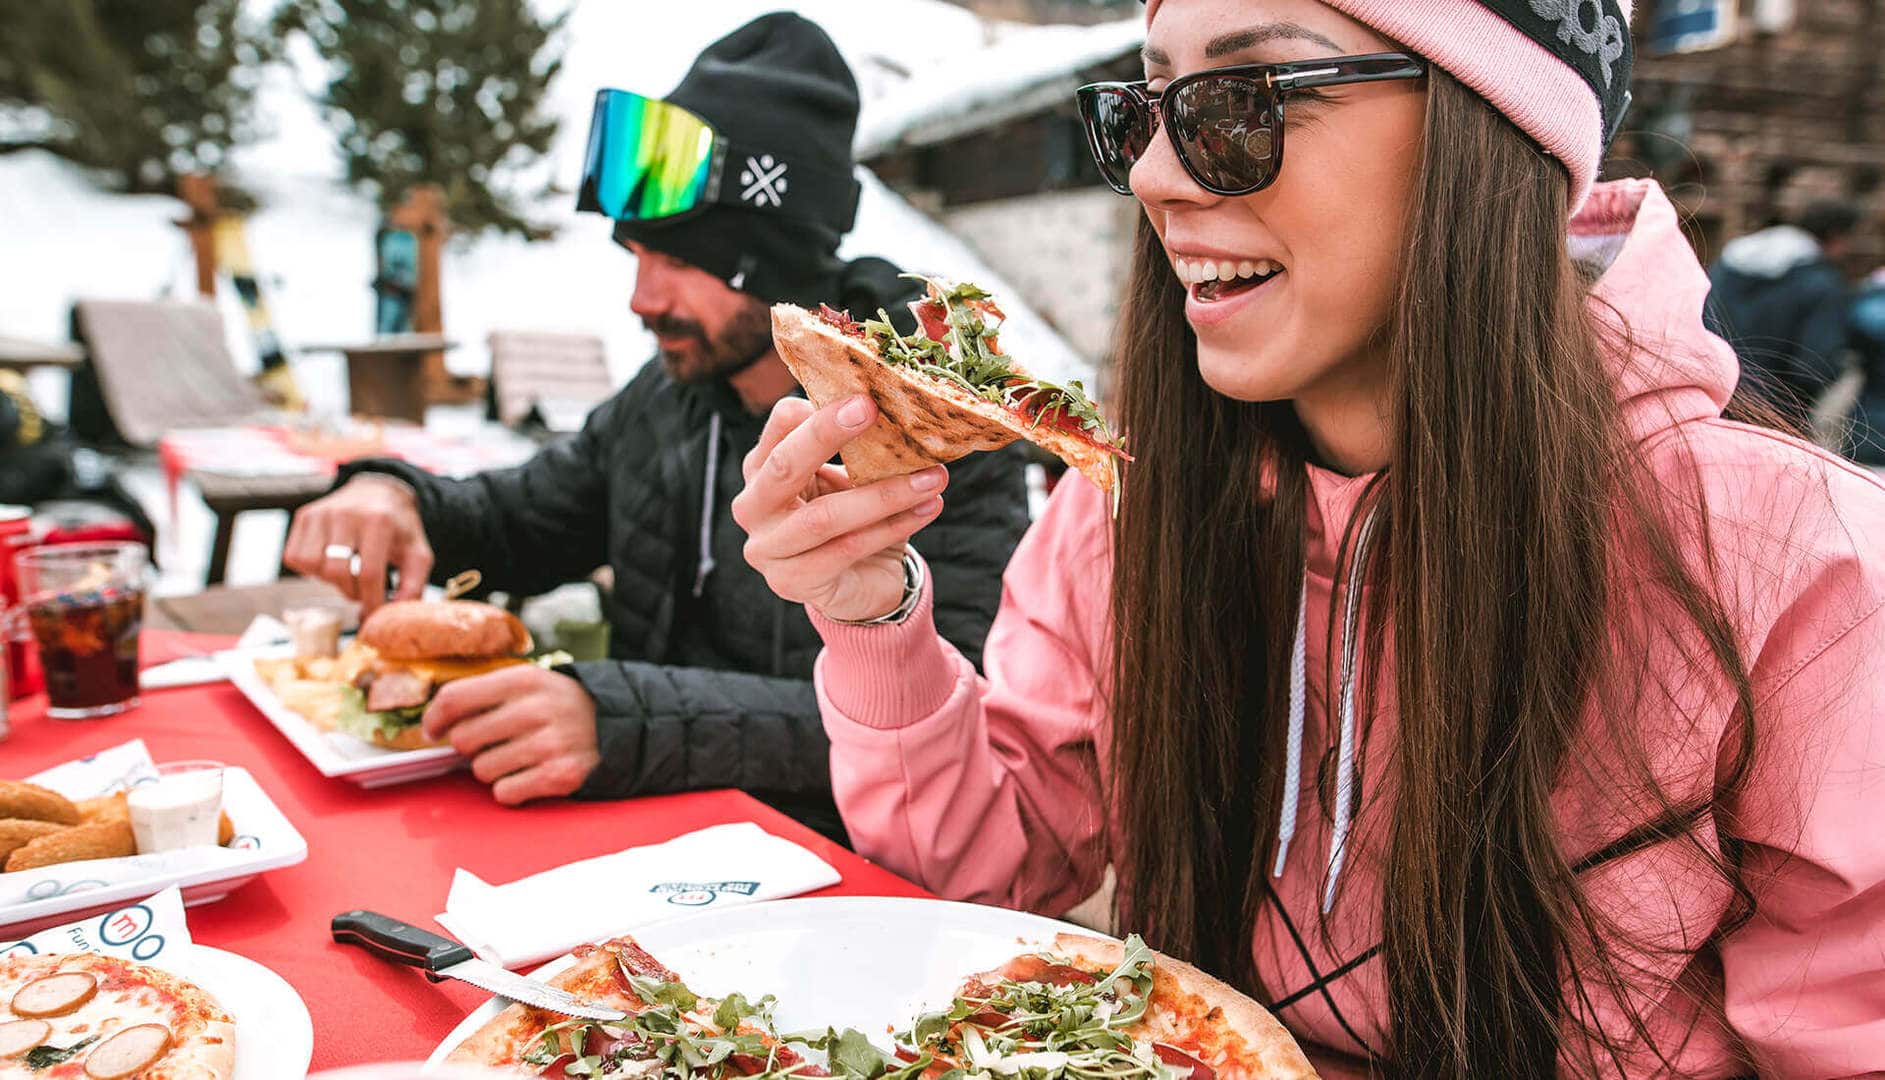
[[896, 934, 1316, 1080], [0, 953, 236, 1080], [771, 278, 1130, 508], [446, 935, 828, 1079]]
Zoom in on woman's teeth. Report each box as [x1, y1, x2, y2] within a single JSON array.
[[1172, 256, 1282, 299]]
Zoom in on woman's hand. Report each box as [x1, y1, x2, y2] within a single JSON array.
[[732, 395, 948, 622]]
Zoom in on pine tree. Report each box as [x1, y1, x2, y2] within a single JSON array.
[[277, 0, 568, 239], [0, 0, 272, 194]]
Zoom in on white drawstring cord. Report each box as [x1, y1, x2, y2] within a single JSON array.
[[692, 412, 722, 598], [1322, 507, 1377, 914], [1272, 576, 1308, 878]]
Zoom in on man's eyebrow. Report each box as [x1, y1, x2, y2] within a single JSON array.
[[1142, 23, 1344, 68]]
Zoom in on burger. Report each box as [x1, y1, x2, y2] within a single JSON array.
[[339, 599, 532, 750]]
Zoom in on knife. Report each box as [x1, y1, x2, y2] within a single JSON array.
[[331, 909, 627, 1021]]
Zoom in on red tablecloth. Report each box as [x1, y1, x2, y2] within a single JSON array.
[[4, 631, 929, 1070]]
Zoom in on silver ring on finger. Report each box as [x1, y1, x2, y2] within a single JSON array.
[[323, 543, 356, 561]]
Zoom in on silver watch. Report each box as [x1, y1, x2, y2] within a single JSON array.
[[828, 550, 925, 626]]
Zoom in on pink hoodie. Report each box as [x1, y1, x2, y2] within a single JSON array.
[[806, 181, 1885, 1078]]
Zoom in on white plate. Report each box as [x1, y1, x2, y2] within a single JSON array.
[[165, 944, 316, 1079], [0, 768, 310, 937], [221, 643, 464, 787], [429, 896, 1097, 1064]]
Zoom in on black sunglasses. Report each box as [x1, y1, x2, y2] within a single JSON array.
[[1076, 52, 1426, 197]]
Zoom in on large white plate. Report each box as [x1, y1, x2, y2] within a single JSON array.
[[165, 944, 315, 1079], [221, 643, 464, 787], [429, 897, 1098, 1065], [0, 768, 309, 937]]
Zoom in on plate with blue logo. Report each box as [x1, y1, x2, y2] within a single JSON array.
[[430, 896, 1094, 1064]]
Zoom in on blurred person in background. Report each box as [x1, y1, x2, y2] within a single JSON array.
[[284, 13, 1029, 838], [1705, 198, 1863, 432], [1850, 266, 1885, 467]]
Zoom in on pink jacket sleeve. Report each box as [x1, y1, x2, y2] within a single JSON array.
[[1720, 591, 1885, 1076], [809, 477, 1113, 916]]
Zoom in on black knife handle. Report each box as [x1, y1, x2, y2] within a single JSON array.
[[332, 909, 475, 978]]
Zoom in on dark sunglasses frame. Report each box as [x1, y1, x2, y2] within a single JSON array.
[[1076, 52, 1427, 197]]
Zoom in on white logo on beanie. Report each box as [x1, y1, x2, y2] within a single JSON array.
[[740, 155, 789, 208], [1528, 0, 1628, 86]]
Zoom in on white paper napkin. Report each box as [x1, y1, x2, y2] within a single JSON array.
[[436, 822, 842, 969], [1, 885, 194, 960], [0, 742, 256, 910]]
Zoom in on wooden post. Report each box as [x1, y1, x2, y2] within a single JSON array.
[[386, 184, 482, 406], [175, 174, 221, 299]]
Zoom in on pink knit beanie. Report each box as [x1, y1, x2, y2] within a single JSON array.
[[1142, 0, 1635, 211]]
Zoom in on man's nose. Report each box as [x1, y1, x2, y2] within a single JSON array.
[[629, 259, 668, 320]]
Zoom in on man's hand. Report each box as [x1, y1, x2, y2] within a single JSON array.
[[284, 475, 433, 613], [422, 665, 601, 806]]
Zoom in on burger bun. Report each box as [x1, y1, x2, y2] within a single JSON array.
[[359, 600, 531, 661]]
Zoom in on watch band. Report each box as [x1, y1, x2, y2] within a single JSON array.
[[826, 550, 925, 627]]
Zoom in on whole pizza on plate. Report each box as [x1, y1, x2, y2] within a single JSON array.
[[0, 953, 234, 1079], [446, 931, 1314, 1079]]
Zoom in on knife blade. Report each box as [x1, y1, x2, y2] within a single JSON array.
[[331, 909, 627, 1021]]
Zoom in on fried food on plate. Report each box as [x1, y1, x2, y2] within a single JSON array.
[[3, 820, 136, 872], [75, 790, 129, 825], [0, 781, 81, 826], [0, 820, 67, 864]]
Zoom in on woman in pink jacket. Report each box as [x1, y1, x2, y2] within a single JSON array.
[[732, 0, 1885, 1075]]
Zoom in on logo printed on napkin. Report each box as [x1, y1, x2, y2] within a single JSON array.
[[650, 881, 761, 906], [437, 823, 841, 969], [2, 886, 192, 961]]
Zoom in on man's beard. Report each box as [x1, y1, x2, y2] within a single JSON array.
[[647, 299, 774, 384]]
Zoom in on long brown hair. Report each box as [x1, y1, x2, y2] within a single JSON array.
[[1107, 70, 1758, 1077]]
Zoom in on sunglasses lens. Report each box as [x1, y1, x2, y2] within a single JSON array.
[[1168, 77, 1277, 193], [1077, 86, 1153, 194], [578, 90, 718, 221]]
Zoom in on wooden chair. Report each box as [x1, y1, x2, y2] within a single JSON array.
[[487, 330, 614, 432], [70, 299, 269, 446]]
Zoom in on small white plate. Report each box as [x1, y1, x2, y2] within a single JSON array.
[[429, 896, 1097, 1064], [0, 768, 309, 937], [166, 944, 315, 1079], [220, 644, 463, 788]]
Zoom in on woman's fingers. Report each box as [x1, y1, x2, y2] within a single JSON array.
[[734, 394, 877, 517], [743, 397, 817, 483], [761, 498, 943, 606], [745, 467, 947, 562]]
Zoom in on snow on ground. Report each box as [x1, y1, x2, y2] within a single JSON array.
[[0, 0, 1107, 590]]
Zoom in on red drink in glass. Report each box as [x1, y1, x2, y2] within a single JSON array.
[[14, 542, 149, 719]]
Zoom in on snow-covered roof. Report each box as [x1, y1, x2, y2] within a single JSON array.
[[854, 18, 1143, 161]]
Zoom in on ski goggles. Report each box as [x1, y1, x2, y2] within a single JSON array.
[[576, 88, 861, 228], [1075, 53, 1426, 197]]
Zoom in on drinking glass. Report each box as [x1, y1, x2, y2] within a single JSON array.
[[15, 542, 149, 718]]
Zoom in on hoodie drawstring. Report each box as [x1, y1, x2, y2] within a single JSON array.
[[1322, 507, 1377, 913], [1271, 576, 1308, 878], [692, 412, 722, 599], [1269, 506, 1378, 913]]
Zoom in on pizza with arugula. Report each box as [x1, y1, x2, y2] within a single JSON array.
[[446, 932, 1315, 1080]]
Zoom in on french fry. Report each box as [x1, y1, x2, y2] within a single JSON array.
[[3, 821, 136, 872]]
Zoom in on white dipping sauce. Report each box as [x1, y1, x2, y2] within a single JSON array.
[[285, 606, 344, 659], [126, 770, 223, 852]]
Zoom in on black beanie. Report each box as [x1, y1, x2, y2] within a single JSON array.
[[612, 13, 869, 309]]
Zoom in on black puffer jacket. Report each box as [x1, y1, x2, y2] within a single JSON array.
[[341, 365, 1030, 839]]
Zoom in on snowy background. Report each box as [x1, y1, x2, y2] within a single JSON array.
[[0, 1, 1141, 589]]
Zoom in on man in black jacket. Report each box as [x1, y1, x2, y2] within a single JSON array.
[[283, 14, 1030, 838]]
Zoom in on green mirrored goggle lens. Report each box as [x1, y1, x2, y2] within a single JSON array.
[[577, 89, 719, 221]]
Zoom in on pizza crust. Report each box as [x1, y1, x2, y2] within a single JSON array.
[[445, 938, 660, 1070], [1049, 935, 1318, 1080], [771, 305, 1119, 497]]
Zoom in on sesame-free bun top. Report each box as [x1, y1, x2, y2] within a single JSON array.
[[357, 599, 532, 661]]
